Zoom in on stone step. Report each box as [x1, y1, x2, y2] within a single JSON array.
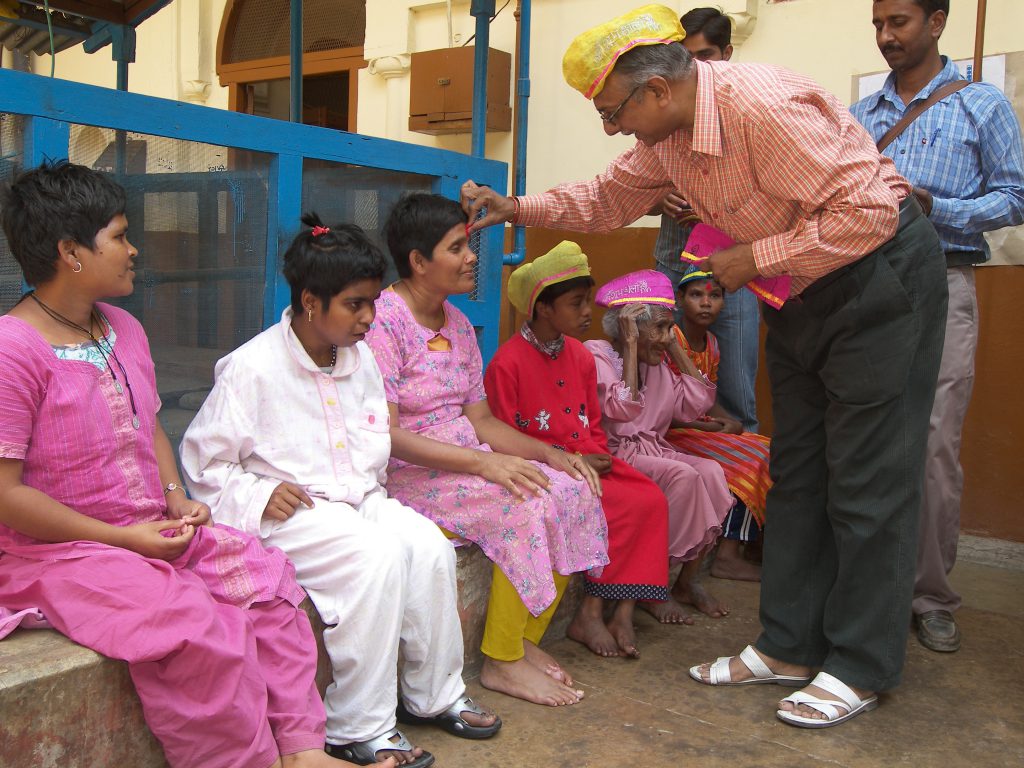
[[0, 544, 583, 767], [0, 628, 166, 767]]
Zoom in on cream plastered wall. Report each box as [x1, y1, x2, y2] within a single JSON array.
[[31, 0, 229, 110], [28, 0, 1023, 225]]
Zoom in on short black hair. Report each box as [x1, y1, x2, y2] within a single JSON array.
[[383, 193, 467, 279], [681, 7, 733, 50], [533, 275, 595, 318], [0, 160, 126, 286], [282, 212, 387, 314], [909, 0, 949, 15]]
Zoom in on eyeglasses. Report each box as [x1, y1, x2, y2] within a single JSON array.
[[597, 84, 643, 125]]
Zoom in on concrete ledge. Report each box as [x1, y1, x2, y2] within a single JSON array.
[[0, 544, 583, 767], [958, 534, 1024, 572], [0, 629, 166, 768]]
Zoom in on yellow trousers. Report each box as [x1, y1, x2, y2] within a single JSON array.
[[480, 564, 570, 661]]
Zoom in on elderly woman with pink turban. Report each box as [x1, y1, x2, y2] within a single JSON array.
[[585, 270, 733, 622]]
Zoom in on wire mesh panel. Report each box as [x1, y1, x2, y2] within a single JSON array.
[[467, 210, 487, 302], [301, 159, 433, 286], [0, 113, 25, 314], [68, 125, 272, 450], [225, 0, 365, 63]]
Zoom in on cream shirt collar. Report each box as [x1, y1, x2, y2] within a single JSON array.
[[279, 307, 361, 378]]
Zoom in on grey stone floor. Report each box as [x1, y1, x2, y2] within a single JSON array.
[[402, 552, 1024, 768]]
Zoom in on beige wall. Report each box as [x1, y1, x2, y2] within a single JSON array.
[[32, 0, 230, 110]]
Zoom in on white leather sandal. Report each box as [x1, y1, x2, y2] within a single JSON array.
[[776, 671, 878, 729], [689, 645, 812, 686]]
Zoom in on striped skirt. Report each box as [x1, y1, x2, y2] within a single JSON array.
[[665, 428, 771, 525]]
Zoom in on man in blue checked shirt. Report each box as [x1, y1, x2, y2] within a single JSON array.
[[851, 0, 1024, 654]]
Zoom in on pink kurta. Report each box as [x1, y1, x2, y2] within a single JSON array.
[[585, 340, 732, 562], [0, 305, 323, 768], [366, 290, 608, 616]]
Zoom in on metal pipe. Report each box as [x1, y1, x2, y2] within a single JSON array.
[[290, 0, 303, 122], [503, 0, 530, 266], [470, 1, 494, 157], [972, 0, 987, 82], [446, 0, 454, 49]]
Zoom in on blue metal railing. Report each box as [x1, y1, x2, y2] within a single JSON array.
[[0, 68, 509, 361]]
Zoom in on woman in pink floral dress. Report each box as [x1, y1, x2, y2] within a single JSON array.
[[366, 194, 608, 709]]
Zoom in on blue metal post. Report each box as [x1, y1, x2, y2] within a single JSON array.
[[109, 26, 136, 172], [109, 25, 136, 92], [24, 116, 70, 166], [503, 0, 530, 265], [267, 154, 304, 325], [290, 0, 303, 123], [470, 1, 495, 158], [116, 60, 129, 91]]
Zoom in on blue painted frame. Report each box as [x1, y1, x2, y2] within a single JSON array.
[[0, 69, 508, 360]]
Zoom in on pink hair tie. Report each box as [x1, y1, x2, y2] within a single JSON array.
[[311, 225, 331, 237]]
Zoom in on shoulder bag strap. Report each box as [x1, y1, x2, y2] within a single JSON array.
[[876, 79, 970, 153]]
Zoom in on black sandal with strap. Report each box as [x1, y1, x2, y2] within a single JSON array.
[[326, 728, 435, 767], [397, 695, 502, 740]]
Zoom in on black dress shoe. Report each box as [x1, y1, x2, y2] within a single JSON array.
[[914, 609, 961, 652]]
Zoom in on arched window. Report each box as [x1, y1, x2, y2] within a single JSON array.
[[216, 0, 366, 131]]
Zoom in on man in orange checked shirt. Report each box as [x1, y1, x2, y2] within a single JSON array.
[[462, 4, 947, 730]]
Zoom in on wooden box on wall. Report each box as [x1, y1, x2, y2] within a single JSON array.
[[409, 46, 512, 135]]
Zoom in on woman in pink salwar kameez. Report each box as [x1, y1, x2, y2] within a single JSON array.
[[585, 270, 733, 623], [366, 193, 608, 710], [0, 163, 380, 768]]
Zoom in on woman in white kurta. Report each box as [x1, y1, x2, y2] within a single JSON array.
[[181, 217, 499, 768]]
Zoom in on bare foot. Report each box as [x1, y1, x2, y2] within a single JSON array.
[[710, 542, 762, 582], [638, 597, 695, 624], [607, 602, 639, 658], [674, 560, 729, 617], [480, 656, 584, 706], [777, 681, 875, 721], [674, 580, 729, 617], [692, 646, 811, 684], [523, 639, 575, 686], [280, 749, 397, 767], [568, 596, 621, 657], [744, 538, 763, 564]]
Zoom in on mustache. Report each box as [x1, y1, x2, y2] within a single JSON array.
[[881, 44, 903, 55]]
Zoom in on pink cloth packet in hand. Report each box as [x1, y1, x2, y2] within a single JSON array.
[[680, 223, 792, 310]]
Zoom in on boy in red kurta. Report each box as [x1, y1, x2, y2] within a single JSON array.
[[484, 241, 670, 659]]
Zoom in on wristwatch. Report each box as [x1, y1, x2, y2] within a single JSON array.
[[163, 482, 185, 496]]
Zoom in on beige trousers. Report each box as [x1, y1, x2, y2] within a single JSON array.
[[914, 266, 978, 616]]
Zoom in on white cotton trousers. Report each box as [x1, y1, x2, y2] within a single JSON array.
[[260, 489, 465, 744]]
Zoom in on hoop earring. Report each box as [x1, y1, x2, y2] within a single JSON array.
[[72, 261, 83, 273], [307, 307, 314, 322]]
